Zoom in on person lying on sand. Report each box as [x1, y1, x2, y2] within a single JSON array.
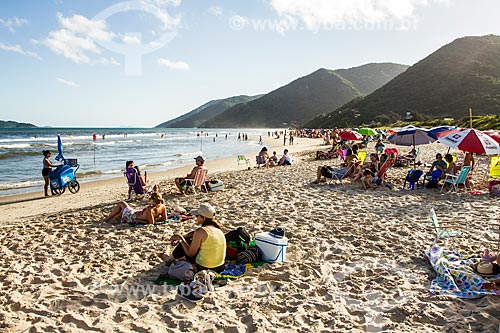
[[158, 203, 226, 273], [104, 192, 166, 224], [175, 156, 208, 194]]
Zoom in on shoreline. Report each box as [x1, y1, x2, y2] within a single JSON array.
[[0, 137, 325, 221]]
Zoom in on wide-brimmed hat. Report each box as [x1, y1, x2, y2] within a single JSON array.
[[477, 261, 494, 275], [194, 155, 206, 162], [191, 203, 215, 219]]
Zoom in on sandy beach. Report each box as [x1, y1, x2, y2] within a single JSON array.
[[1, 137, 499, 332]]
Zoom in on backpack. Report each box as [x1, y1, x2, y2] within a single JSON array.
[[224, 227, 251, 260]]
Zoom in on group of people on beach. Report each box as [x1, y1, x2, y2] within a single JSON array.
[[257, 147, 292, 168], [314, 137, 477, 191]]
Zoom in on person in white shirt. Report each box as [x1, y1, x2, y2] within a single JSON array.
[[279, 149, 292, 166]]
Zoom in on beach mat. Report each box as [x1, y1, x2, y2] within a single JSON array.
[[423, 246, 500, 298], [153, 262, 266, 285]]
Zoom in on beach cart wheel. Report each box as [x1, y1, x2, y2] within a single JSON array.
[[68, 180, 80, 194], [51, 187, 65, 196]]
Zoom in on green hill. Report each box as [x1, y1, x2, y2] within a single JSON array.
[[156, 95, 261, 128], [0, 120, 37, 128], [200, 63, 408, 128], [305, 35, 500, 128]]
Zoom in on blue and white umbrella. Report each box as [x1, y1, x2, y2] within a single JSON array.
[[55, 134, 65, 161], [387, 125, 435, 146], [427, 126, 457, 140]]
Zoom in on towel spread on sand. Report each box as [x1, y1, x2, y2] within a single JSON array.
[[424, 246, 500, 298], [153, 262, 266, 285]]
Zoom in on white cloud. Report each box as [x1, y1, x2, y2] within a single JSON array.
[[269, 0, 450, 31], [0, 16, 29, 32], [122, 35, 141, 45], [95, 57, 120, 66], [43, 13, 115, 64], [140, 0, 182, 31], [158, 57, 189, 70], [56, 77, 79, 87], [207, 6, 223, 18], [0, 42, 41, 60]]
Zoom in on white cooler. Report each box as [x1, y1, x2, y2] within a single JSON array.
[[255, 232, 288, 263]]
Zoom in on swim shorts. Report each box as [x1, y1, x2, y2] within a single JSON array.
[[121, 206, 139, 224]]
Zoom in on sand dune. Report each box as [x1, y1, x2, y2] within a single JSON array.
[[1, 139, 499, 332]]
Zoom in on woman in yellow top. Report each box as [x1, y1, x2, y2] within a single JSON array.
[[166, 203, 226, 273]]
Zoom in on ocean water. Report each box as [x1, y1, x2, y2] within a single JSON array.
[[0, 128, 272, 197]]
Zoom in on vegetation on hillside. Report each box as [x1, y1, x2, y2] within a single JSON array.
[[305, 35, 500, 129], [200, 63, 408, 128]]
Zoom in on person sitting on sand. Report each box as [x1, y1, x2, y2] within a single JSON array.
[[278, 149, 292, 166], [104, 192, 167, 224], [427, 153, 447, 178], [175, 156, 208, 194], [268, 151, 279, 167], [361, 169, 378, 190], [159, 203, 226, 273], [257, 147, 269, 167]]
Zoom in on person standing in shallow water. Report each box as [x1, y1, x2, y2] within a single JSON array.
[[42, 150, 56, 197]]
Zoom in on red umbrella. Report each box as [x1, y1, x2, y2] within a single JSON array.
[[483, 130, 500, 145], [339, 130, 363, 141], [437, 128, 500, 155]]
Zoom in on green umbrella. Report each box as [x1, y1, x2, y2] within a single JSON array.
[[357, 127, 377, 136]]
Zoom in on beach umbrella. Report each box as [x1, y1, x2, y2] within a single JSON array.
[[357, 127, 377, 136], [339, 130, 363, 141], [483, 130, 500, 145], [55, 134, 65, 161], [437, 128, 500, 155], [427, 126, 457, 140], [387, 125, 435, 146]]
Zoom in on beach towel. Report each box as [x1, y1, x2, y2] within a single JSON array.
[[423, 246, 500, 298], [153, 262, 266, 285]]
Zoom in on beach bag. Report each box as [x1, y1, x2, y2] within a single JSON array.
[[208, 179, 224, 192], [168, 261, 195, 282], [237, 246, 261, 263], [225, 227, 251, 260], [489, 180, 500, 192]]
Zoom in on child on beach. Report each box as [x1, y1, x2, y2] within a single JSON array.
[[361, 170, 377, 190], [42, 150, 57, 197], [278, 149, 292, 166], [104, 192, 166, 224]]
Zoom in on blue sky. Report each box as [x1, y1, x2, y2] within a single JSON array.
[[0, 0, 499, 127]]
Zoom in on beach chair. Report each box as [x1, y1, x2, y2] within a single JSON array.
[[402, 169, 423, 190], [125, 167, 144, 198], [440, 165, 471, 193], [429, 208, 460, 251], [490, 156, 500, 178], [328, 163, 356, 186], [237, 155, 250, 169], [184, 168, 208, 194], [373, 158, 393, 184], [357, 151, 367, 164]]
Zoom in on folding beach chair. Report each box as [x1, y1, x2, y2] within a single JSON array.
[[440, 166, 471, 193], [357, 151, 367, 164], [429, 208, 460, 251], [373, 158, 393, 184], [328, 163, 356, 186], [125, 167, 144, 199], [402, 169, 423, 190], [237, 155, 250, 169], [184, 168, 208, 194], [490, 156, 500, 178]]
